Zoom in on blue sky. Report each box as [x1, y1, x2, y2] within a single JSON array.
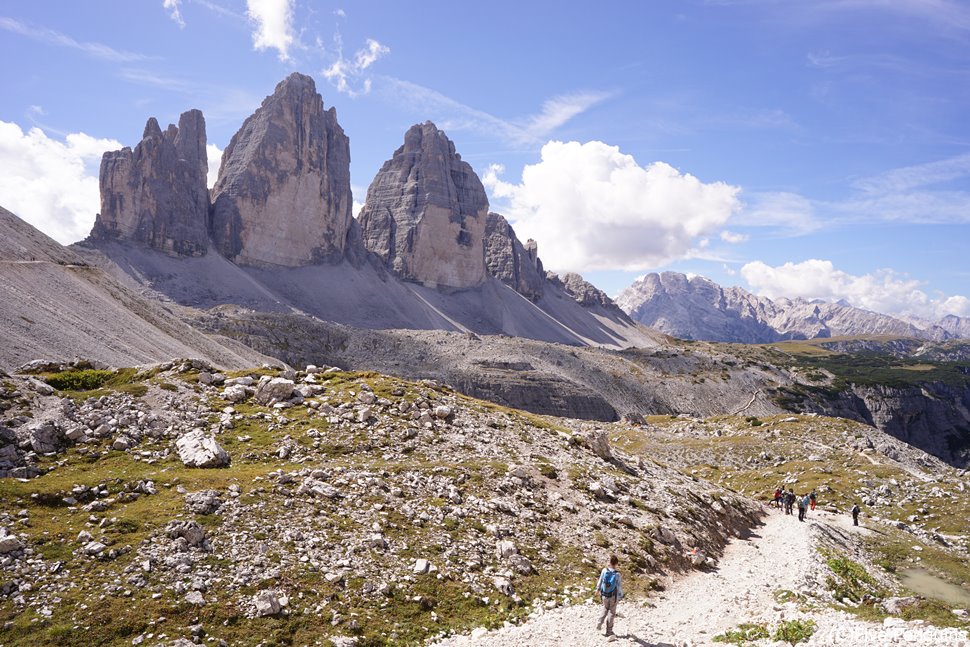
[[1, 0, 969, 321]]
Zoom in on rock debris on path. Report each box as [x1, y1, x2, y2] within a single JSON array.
[[436, 511, 970, 647]]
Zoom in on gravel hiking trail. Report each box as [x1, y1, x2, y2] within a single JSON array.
[[436, 508, 970, 647]]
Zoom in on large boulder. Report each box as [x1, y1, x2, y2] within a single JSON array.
[[483, 213, 544, 301], [89, 110, 209, 256], [358, 122, 489, 289], [19, 420, 62, 455], [254, 377, 295, 404], [175, 430, 230, 468], [210, 73, 354, 267]]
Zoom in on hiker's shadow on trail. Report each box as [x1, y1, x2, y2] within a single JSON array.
[[620, 635, 675, 647]]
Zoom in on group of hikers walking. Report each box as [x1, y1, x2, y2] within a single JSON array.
[[771, 487, 863, 526], [591, 491, 864, 640], [772, 487, 816, 521]]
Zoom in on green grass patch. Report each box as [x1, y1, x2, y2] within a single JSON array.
[[713, 622, 770, 644]]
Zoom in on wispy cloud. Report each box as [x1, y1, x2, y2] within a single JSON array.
[[323, 36, 390, 97], [119, 69, 263, 125], [851, 152, 970, 193], [379, 77, 610, 146], [708, 108, 798, 130], [192, 0, 246, 21], [246, 0, 295, 61], [520, 92, 612, 140], [0, 16, 150, 62], [735, 152, 970, 237], [814, 0, 970, 32], [163, 0, 186, 28]]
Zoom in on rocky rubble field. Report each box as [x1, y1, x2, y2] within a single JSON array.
[[0, 360, 761, 646]]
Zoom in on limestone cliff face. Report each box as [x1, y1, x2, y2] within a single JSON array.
[[483, 213, 544, 301], [547, 272, 630, 320], [618, 271, 928, 343], [91, 110, 209, 256], [210, 73, 353, 267], [358, 122, 488, 289]]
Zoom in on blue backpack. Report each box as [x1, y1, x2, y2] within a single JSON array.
[[601, 569, 618, 597]]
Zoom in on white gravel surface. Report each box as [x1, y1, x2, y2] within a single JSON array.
[[435, 510, 970, 646]]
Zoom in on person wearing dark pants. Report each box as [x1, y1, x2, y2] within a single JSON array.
[[852, 503, 861, 526]]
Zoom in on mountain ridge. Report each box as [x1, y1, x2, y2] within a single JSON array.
[[617, 270, 967, 343]]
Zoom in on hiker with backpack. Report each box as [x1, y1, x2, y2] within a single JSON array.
[[595, 554, 624, 639], [851, 503, 861, 526], [809, 490, 817, 511]]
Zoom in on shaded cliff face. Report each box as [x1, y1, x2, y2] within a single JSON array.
[[483, 213, 544, 302], [358, 122, 488, 289], [210, 73, 353, 267], [801, 382, 970, 468], [90, 110, 209, 256]]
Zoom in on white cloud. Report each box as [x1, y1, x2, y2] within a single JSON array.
[[323, 37, 389, 97], [484, 140, 741, 272], [380, 77, 609, 146], [736, 191, 821, 234], [163, 0, 186, 27], [740, 259, 970, 320], [852, 152, 970, 194], [0, 121, 120, 245], [246, 0, 295, 61], [518, 92, 611, 142], [206, 143, 223, 189], [720, 230, 749, 244], [0, 16, 149, 62]]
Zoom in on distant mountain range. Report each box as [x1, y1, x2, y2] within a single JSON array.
[[616, 271, 970, 343]]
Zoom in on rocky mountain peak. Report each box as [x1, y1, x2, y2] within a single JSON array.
[[209, 72, 353, 267], [88, 109, 210, 257], [618, 271, 936, 343], [143, 117, 162, 139], [358, 121, 489, 289]]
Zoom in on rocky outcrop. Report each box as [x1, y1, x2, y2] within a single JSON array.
[[90, 110, 209, 256], [210, 73, 353, 267], [797, 381, 970, 467], [358, 122, 488, 289], [617, 271, 930, 343], [549, 272, 630, 319], [483, 213, 544, 301]]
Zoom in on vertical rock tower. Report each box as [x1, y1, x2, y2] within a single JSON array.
[[483, 213, 545, 301], [210, 73, 353, 267], [358, 122, 488, 289], [91, 110, 210, 256]]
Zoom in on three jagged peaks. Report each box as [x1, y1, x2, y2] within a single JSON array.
[[78, 72, 647, 348], [85, 72, 558, 299]]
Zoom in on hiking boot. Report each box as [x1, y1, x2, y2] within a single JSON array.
[[596, 620, 603, 631]]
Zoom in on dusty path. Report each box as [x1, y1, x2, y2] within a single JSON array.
[[435, 509, 970, 647]]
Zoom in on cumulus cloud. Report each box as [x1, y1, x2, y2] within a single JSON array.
[[163, 0, 185, 27], [484, 140, 741, 272], [0, 121, 120, 244], [323, 37, 389, 97], [246, 0, 295, 61], [206, 143, 223, 189], [740, 259, 970, 320]]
